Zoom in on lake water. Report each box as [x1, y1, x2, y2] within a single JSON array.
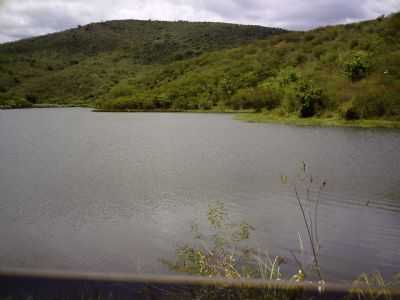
[[0, 108, 399, 281]]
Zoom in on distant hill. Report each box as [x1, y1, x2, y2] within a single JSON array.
[[0, 14, 399, 122], [0, 20, 284, 107], [0, 20, 283, 62]]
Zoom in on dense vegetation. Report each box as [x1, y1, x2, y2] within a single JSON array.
[[1, 13, 400, 123], [0, 20, 283, 108]]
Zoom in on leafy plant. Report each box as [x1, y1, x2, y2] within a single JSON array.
[[344, 52, 370, 81], [295, 80, 325, 118], [162, 201, 294, 280]]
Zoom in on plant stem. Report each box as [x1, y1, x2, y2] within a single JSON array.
[[294, 185, 323, 281]]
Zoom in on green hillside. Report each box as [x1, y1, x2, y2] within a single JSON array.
[[0, 20, 283, 107], [1, 14, 400, 124]]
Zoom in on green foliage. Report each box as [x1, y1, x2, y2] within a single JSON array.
[[295, 80, 325, 118], [164, 201, 260, 279], [0, 96, 33, 109], [340, 100, 360, 120], [25, 94, 38, 103], [344, 52, 370, 81], [261, 69, 325, 117], [108, 83, 133, 98], [384, 12, 400, 41], [230, 86, 280, 111], [1, 15, 400, 122]]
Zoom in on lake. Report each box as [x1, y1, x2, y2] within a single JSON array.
[[0, 108, 399, 281]]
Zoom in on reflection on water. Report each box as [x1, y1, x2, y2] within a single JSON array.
[[0, 109, 399, 280]]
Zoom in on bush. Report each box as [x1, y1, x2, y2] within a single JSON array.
[[344, 52, 370, 81], [25, 94, 38, 104], [230, 86, 280, 111], [109, 83, 133, 98], [0, 97, 33, 109], [351, 93, 384, 118], [351, 89, 400, 118], [276, 67, 300, 86], [295, 80, 325, 117], [340, 101, 360, 120], [275, 71, 325, 117], [101, 97, 143, 110]]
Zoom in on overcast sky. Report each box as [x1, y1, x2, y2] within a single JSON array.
[[0, 0, 399, 43]]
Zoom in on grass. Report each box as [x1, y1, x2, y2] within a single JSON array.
[[235, 112, 400, 129]]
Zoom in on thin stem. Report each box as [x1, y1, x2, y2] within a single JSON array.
[[314, 184, 323, 254], [294, 185, 323, 281]]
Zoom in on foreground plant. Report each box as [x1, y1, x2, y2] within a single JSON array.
[[281, 161, 327, 282], [162, 201, 262, 279], [164, 162, 328, 282], [350, 272, 400, 300], [163, 163, 399, 299]]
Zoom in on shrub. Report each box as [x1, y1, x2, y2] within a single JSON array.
[[25, 94, 38, 104], [352, 93, 385, 118], [312, 46, 325, 59], [162, 201, 261, 279], [304, 34, 315, 42], [321, 52, 337, 64], [198, 99, 213, 110], [340, 100, 360, 120], [1, 98, 34, 109], [350, 88, 400, 119], [277, 73, 325, 117], [101, 97, 144, 110], [295, 80, 325, 117], [109, 83, 133, 98], [276, 67, 300, 86], [230, 86, 280, 111], [344, 52, 370, 81], [350, 40, 359, 49]]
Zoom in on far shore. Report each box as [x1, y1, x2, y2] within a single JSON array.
[[2, 105, 400, 129], [235, 112, 400, 129]]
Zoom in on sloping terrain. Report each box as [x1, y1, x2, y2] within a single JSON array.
[[0, 20, 283, 106], [96, 13, 400, 121]]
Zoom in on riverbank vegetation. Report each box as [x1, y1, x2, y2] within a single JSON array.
[[164, 163, 325, 282], [236, 112, 400, 128], [0, 13, 399, 127], [163, 164, 400, 299]]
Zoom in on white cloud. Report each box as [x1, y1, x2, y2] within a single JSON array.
[[0, 0, 399, 43]]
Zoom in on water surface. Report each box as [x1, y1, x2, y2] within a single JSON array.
[[0, 109, 399, 280]]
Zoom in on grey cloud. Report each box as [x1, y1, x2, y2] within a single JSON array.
[[193, 0, 380, 29], [0, 0, 399, 43]]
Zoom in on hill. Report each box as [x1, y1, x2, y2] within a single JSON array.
[[97, 13, 400, 122], [0, 20, 284, 107], [0, 14, 400, 124]]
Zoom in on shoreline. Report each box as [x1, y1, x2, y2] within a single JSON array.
[[235, 113, 400, 129], [0, 103, 92, 110], [2, 106, 400, 129]]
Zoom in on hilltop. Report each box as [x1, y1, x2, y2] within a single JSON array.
[[0, 20, 283, 107], [0, 14, 399, 125]]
